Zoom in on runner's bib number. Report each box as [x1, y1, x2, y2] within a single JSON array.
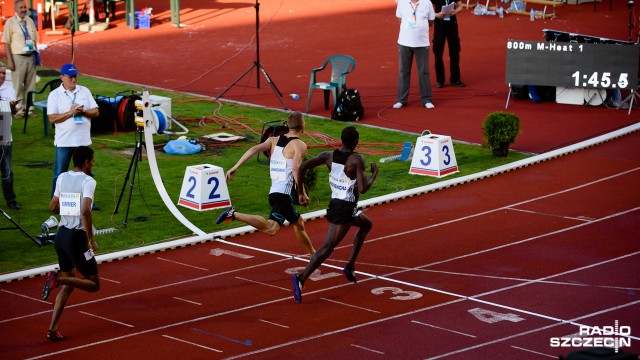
[[60, 192, 82, 216], [270, 159, 287, 182]]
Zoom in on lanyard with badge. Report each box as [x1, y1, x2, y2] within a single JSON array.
[[408, 0, 419, 29], [443, 0, 452, 21], [18, 18, 35, 52], [64, 91, 83, 124]]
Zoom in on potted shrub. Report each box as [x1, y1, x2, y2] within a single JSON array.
[[482, 111, 521, 157]]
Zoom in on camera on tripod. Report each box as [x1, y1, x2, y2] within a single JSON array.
[[134, 99, 146, 128]]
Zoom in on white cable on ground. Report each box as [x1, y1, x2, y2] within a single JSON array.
[[140, 91, 208, 238], [1, 119, 638, 283]]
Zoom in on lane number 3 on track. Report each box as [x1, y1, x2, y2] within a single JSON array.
[[371, 287, 423, 301]]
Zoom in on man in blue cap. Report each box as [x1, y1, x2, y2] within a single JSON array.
[[47, 64, 100, 206]]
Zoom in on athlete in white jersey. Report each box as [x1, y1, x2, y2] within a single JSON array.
[[292, 126, 378, 303], [42, 146, 101, 342], [217, 111, 315, 255]]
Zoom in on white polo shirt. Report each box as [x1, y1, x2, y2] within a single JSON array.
[[47, 84, 98, 147], [0, 82, 17, 143], [396, 0, 435, 48]]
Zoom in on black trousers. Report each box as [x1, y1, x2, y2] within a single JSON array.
[[432, 20, 461, 84]]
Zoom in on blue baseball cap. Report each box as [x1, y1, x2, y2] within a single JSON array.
[[60, 64, 78, 76]]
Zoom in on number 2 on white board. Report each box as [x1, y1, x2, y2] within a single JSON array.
[[185, 176, 221, 200]]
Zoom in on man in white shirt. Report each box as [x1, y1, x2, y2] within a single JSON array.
[[394, 0, 436, 110], [47, 63, 99, 200], [0, 63, 20, 209], [2, 0, 38, 117]]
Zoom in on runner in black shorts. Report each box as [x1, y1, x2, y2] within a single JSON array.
[[292, 126, 378, 303], [268, 192, 301, 226], [54, 227, 98, 277], [326, 198, 360, 225], [42, 146, 101, 342], [216, 111, 315, 255]]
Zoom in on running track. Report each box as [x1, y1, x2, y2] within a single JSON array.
[[1, 130, 639, 359]]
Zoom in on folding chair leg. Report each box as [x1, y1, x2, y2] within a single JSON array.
[[331, 88, 339, 110], [23, 113, 28, 134], [43, 114, 49, 137], [306, 87, 313, 113], [323, 90, 330, 110]]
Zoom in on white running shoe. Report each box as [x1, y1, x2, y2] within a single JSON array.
[[425, 102, 435, 109], [392, 102, 403, 109]]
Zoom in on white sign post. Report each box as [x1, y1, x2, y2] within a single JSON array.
[[178, 164, 231, 211], [409, 134, 459, 178]]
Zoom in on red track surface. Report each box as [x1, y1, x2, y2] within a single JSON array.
[[1, 131, 639, 359], [1, 1, 639, 359]]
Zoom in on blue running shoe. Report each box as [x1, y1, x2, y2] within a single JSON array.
[[291, 274, 302, 304], [343, 267, 357, 284], [216, 206, 236, 225]]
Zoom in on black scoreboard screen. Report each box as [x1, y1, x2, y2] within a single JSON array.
[[505, 40, 639, 90]]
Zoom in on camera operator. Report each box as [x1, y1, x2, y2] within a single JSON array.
[[47, 64, 99, 205]]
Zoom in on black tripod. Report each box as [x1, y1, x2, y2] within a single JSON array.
[[114, 128, 145, 226], [215, 0, 288, 110], [628, 0, 635, 42], [0, 208, 43, 246], [617, 0, 639, 112]]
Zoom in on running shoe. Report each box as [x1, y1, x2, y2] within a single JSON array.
[[42, 271, 59, 300], [46, 329, 65, 342], [291, 274, 302, 304], [343, 267, 357, 284], [215, 206, 236, 224]]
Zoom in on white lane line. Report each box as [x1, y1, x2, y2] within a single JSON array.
[[157, 257, 208, 271], [78, 311, 134, 328], [100, 277, 121, 284], [162, 335, 223, 353], [351, 344, 384, 355], [173, 297, 202, 306], [1, 259, 290, 324], [426, 300, 640, 360], [506, 207, 594, 222], [353, 261, 640, 292], [418, 207, 640, 268], [411, 320, 476, 338], [1, 289, 50, 304], [413, 268, 640, 292], [236, 276, 289, 291], [510, 346, 557, 358], [259, 319, 289, 329], [320, 297, 381, 313], [366, 167, 640, 245]]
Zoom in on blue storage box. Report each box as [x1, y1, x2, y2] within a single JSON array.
[[134, 11, 151, 29]]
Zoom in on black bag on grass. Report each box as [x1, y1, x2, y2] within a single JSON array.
[[331, 89, 364, 121]]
